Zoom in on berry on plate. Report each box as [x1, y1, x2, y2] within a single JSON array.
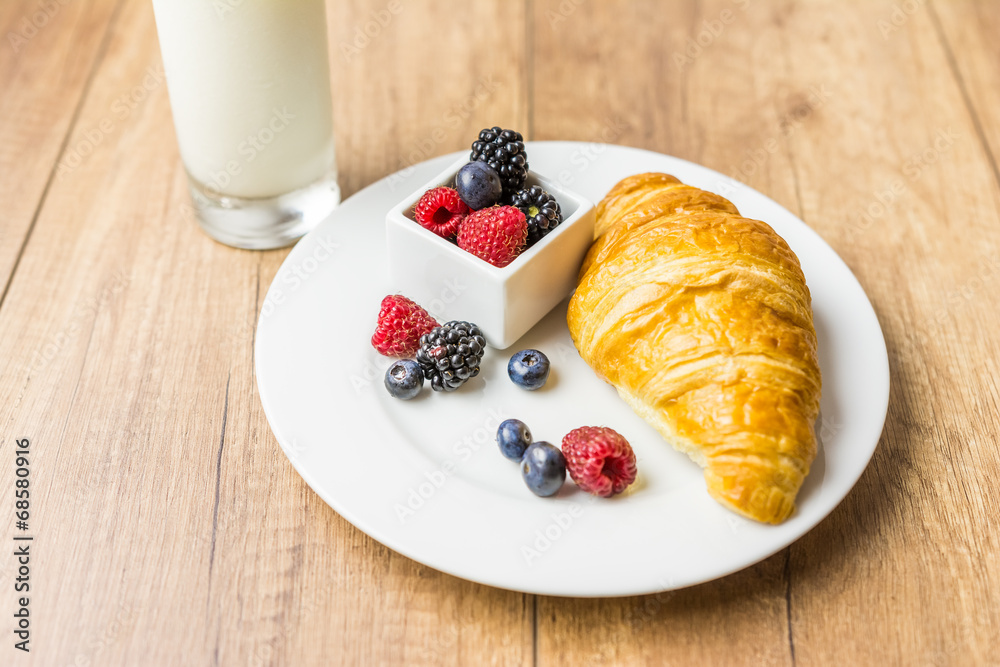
[[470, 127, 528, 202], [455, 161, 502, 210], [384, 359, 424, 400], [507, 349, 550, 390], [456, 205, 527, 268], [561, 426, 637, 498], [415, 321, 486, 392], [371, 295, 439, 357], [511, 185, 562, 246], [496, 418, 533, 462], [520, 442, 566, 497], [414, 186, 469, 239]]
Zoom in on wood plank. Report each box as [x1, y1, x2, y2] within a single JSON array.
[[264, 1, 533, 661], [778, 2, 1000, 664], [531, 1, 797, 664], [0, 0, 121, 300], [530, 0, 1000, 665], [0, 0, 532, 665]]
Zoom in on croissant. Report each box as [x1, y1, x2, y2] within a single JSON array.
[[567, 173, 821, 524]]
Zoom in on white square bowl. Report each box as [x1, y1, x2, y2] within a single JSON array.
[[386, 156, 596, 349]]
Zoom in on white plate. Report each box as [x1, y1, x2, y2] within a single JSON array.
[[255, 142, 889, 597]]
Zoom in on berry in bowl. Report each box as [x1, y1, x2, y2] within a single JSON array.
[[385, 128, 596, 349]]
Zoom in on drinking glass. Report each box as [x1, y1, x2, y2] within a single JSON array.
[[152, 0, 340, 249]]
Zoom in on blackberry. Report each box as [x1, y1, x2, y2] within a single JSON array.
[[512, 186, 562, 246], [415, 321, 486, 392], [470, 127, 528, 202]]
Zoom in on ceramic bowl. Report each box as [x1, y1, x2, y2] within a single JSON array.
[[385, 156, 596, 349]]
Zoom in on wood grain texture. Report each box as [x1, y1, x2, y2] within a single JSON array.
[[0, 1, 531, 665], [1, 0, 998, 665], [930, 0, 1000, 189], [532, 2, 799, 664], [755, 3, 1000, 665], [532, 1, 1000, 665], [0, 0, 122, 299]]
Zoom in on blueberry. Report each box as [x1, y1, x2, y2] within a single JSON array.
[[520, 442, 566, 497], [507, 349, 550, 390], [455, 161, 502, 210], [384, 359, 424, 400], [496, 419, 533, 462]]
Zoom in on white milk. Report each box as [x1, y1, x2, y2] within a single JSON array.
[[152, 0, 336, 200]]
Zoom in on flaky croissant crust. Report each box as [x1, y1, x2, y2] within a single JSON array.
[[568, 173, 821, 524]]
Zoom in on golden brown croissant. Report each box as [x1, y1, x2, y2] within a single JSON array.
[[568, 173, 821, 524]]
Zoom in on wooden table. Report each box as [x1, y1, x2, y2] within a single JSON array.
[[2, 0, 998, 664]]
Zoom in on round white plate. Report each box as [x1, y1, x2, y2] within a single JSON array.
[[255, 142, 889, 597]]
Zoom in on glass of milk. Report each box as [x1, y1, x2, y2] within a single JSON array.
[[152, 0, 340, 249]]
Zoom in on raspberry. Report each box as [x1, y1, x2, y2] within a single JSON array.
[[561, 426, 637, 497], [371, 295, 439, 357], [414, 187, 469, 239], [456, 205, 527, 268]]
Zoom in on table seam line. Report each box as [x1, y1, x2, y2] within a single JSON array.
[[532, 594, 538, 667], [206, 371, 232, 596], [784, 548, 796, 667], [926, 0, 1000, 194]]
